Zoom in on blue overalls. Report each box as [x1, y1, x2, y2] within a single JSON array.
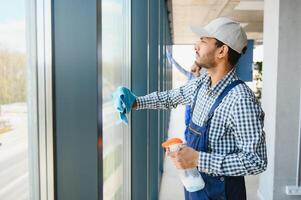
[[184, 105, 191, 141], [184, 73, 194, 142], [185, 80, 246, 200]]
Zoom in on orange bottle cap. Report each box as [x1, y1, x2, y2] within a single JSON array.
[[161, 138, 183, 148]]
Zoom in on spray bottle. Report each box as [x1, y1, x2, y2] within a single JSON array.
[[162, 138, 205, 192]]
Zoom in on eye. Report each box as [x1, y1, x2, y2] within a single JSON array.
[[200, 38, 206, 43]]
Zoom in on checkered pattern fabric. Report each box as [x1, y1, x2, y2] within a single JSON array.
[[136, 69, 267, 176]]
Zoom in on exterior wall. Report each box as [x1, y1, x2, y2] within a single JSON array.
[[259, 0, 301, 199], [131, 0, 172, 199], [53, 0, 100, 199], [53, 0, 171, 198]]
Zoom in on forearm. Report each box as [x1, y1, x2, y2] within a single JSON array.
[[136, 90, 188, 110], [198, 149, 267, 176], [135, 79, 199, 110]]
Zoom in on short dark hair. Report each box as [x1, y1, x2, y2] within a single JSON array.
[[215, 39, 247, 67]]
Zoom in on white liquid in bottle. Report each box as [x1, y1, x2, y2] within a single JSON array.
[[169, 143, 205, 192]]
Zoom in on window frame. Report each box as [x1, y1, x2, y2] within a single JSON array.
[[26, 0, 54, 199]]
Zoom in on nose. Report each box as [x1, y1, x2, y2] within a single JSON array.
[[194, 41, 199, 51]]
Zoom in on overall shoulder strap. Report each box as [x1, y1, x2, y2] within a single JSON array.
[[190, 82, 203, 117], [206, 80, 244, 122]]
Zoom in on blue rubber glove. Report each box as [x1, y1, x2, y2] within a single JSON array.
[[166, 51, 172, 61], [166, 52, 176, 66], [112, 86, 137, 125]]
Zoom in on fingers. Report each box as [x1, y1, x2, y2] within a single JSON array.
[[168, 147, 198, 169], [167, 151, 176, 158], [172, 157, 185, 169], [167, 147, 184, 157], [168, 151, 185, 169]]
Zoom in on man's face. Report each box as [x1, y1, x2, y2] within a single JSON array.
[[194, 37, 218, 69]]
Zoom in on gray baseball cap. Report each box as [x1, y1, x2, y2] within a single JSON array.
[[191, 17, 247, 54]]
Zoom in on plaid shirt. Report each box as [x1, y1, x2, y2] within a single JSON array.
[[136, 69, 267, 176]]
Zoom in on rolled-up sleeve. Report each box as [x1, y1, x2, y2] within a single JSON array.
[[198, 97, 267, 176]]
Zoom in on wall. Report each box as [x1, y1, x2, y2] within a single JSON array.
[[259, 0, 301, 199]]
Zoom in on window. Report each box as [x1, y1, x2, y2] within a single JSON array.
[[102, 0, 131, 199], [0, 1, 31, 199], [0, 0, 54, 199]]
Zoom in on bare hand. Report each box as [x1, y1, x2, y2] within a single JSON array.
[[132, 100, 137, 109], [167, 147, 199, 169]]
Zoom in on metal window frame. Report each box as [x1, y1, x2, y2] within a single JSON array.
[[131, 0, 172, 199], [123, 0, 132, 198], [120, 0, 132, 199], [97, 0, 103, 199], [100, 0, 131, 199], [27, 0, 54, 199]]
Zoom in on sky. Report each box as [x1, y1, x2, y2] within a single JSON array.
[[102, 0, 123, 63], [0, 0, 26, 52]]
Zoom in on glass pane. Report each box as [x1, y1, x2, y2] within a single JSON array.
[[102, 0, 130, 199], [0, 0, 30, 199]]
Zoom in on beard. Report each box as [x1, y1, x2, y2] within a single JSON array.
[[195, 50, 216, 69], [195, 58, 214, 69]]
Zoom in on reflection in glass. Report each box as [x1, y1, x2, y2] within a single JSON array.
[[0, 0, 30, 199], [102, 0, 130, 199]]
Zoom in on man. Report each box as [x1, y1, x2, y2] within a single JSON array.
[[114, 17, 267, 200], [167, 53, 203, 141]]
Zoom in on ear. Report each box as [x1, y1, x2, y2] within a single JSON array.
[[217, 45, 229, 59]]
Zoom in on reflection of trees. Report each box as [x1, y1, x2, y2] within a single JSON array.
[[102, 62, 122, 103], [0, 49, 26, 105]]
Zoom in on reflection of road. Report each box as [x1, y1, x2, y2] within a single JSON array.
[[0, 104, 29, 200], [102, 101, 124, 157], [103, 99, 124, 199]]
